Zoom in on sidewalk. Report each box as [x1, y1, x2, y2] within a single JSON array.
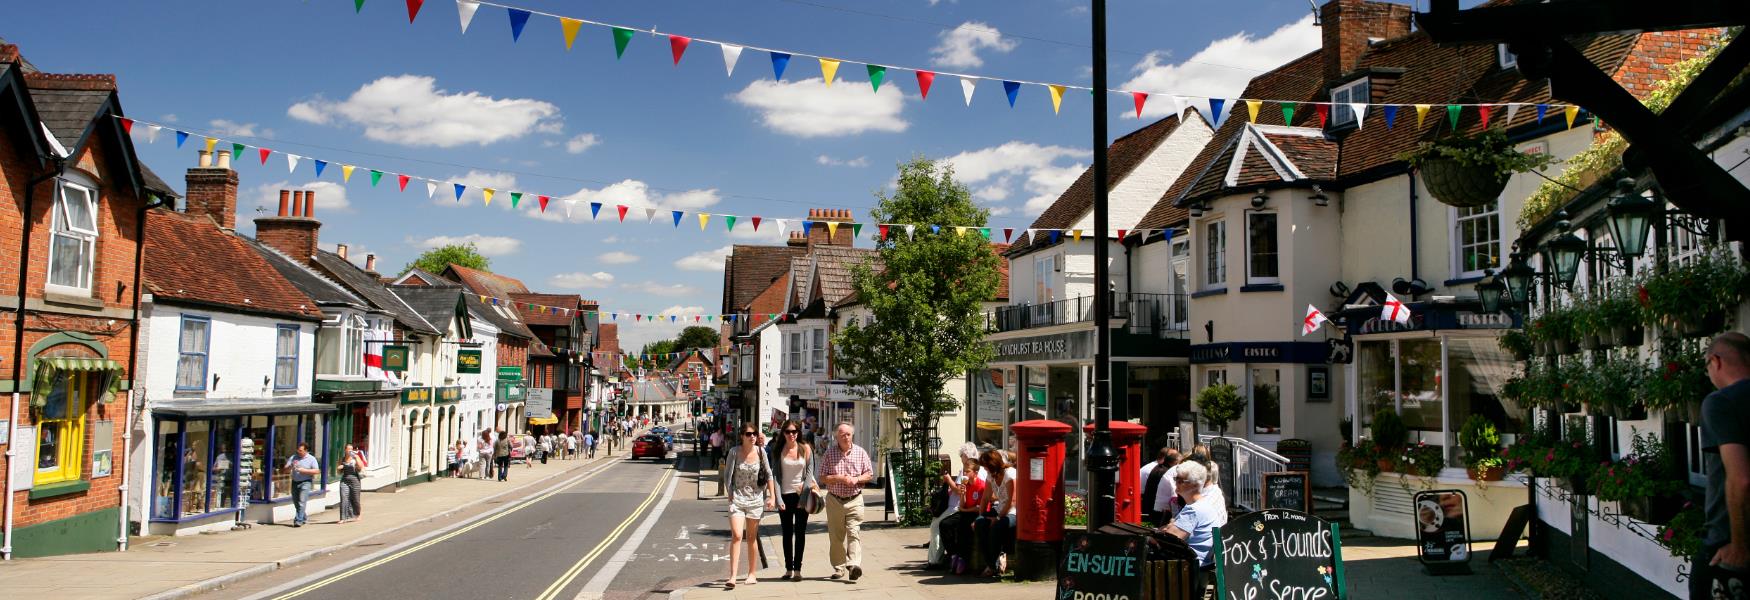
[[0, 450, 617, 600]]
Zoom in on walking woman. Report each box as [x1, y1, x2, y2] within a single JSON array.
[[769, 419, 817, 580], [722, 423, 777, 589], [973, 449, 1016, 577], [337, 443, 367, 523]]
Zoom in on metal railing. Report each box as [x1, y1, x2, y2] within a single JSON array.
[[986, 292, 1189, 336], [1197, 434, 1290, 511]]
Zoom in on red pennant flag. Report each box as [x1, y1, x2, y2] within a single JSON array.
[[398, 174, 410, 191], [405, 0, 423, 23], [694, 316, 700, 322], [258, 147, 271, 165], [878, 224, 890, 240], [1003, 228, 1014, 242], [1117, 229, 1128, 239], [1315, 103, 1329, 128], [1131, 92, 1148, 119], [1479, 105, 1492, 128], [751, 216, 762, 230], [617, 205, 629, 221], [669, 35, 691, 65], [635, 314, 642, 321], [916, 70, 935, 99], [118, 117, 134, 133], [537, 195, 550, 212]]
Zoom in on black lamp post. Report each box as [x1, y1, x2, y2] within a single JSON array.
[[1086, 0, 1118, 531], [1499, 253, 1536, 306], [1605, 178, 1656, 260], [1541, 219, 1587, 288], [1477, 270, 1505, 313]]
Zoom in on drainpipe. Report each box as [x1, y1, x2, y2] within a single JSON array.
[[5, 159, 67, 561], [119, 192, 165, 552], [1408, 169, 1421, 281]]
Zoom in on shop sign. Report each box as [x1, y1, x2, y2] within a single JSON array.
[[1348, 307, 1520, 336], [991, 331, 1091, 363], [436, 386, 462, 404], [1216, 509, 1345, 600], [1190, 342, 1330, 364], [400, 386, 433, 405], [457, 349, 483, 374], [526, 388, 554, 419], [382, 345, 409, 372], [1057, 531, 1145, 600], [497, 366, 523, 381]]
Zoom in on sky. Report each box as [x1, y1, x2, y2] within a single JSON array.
[[7, 0, 1402, 350]]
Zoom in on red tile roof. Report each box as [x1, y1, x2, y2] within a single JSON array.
[[723, 245, 807, 312], [511, 292, 582, 327], [144, 210, 323, 320], [445, 264, 529, 298]]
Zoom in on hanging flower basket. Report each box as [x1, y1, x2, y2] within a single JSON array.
[[1403, 129, 1556, 209], [1610, 324, 1644, 348], [1678, 311, 1727, 338], [1419, 157, 1510, 208]]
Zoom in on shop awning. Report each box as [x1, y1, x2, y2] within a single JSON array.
[[152, 399, 331, 418], [528, 416, 559, 425], [33, 356, 125, 406]]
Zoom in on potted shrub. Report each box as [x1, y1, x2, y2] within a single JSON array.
[[1460, 415, 1505, 481], [1196, 383, 1245, 436], [1642, 345, 1712, 423], [1592, 432, 1688, 524], [1570, 300, 1603, 351], [1591, 355, 1648, 420], [1544, 305, 1580, 355], [1370, 408, 1409, 471], [1596, 286, 1644, 347], [1400, 441, 1446, 477], [1639, 248, 1749, 338], [1499, 329, 1533, 362], [1403, 128, 1557, 208]]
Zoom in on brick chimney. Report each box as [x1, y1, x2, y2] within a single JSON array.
[[805, 208, 855, 248], [254, 189, 320, 264], [185, 149, 239, 229], [786, 231, 808, 248], [364, 253, 379, 278], [1319, 0, 1412, 83]]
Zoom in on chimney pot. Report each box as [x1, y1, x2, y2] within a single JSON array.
[[291, 191, 304, 216], [215, 150, 232, 169], [304, 190, 315, 217], [197, 150, 212, 168], [365, 254, 378, 272], [336, 243, 348, 260], [278, 190, 290, 216]]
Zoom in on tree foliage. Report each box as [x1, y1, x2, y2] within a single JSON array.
[[621, 326, 721, 371], [833, 157, 1002, 525], [402, 242, 489, 276], [674, 326, 721, 351]]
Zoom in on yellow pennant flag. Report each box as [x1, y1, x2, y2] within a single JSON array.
[[955, 226, 968, 237], [1564, 105, 1580, 129], [1072, 229, 1083, 242], [482, 188, 495, 206], [826, 221, 840, 238], [1415, 105, 1431, 128], [342, 165, 356, 182], [1246, 100, 1261, 123], [698, 213, 711, 230], [560, 18, 582, 50], [819, 58, 840, 86], [1048, 85, 1065, 115], [203, 137, 217, 153]]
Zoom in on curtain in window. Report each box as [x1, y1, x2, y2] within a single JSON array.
[[178, 319, 210, 390], [275, 327, 298, 388]]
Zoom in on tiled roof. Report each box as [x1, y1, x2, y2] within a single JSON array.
[[1029, 111, 1196, 234], [463, 293, 534, 340], [446, 264, 529, 298], [387, 284, 466, 335], [394, 267, 455, 286], [630, 379, 678, 403], [810, 246, 880, 307], [27, 86, 108, 151], [788, 256, 812, 310], [724, 245, 807, 312], [510, 292, 581, 327], [245, 238, 370, 308], [313, 251, 440, 335], [144, 210, 322, 321]]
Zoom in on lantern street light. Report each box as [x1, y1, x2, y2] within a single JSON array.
[[1605, 178, 1656, 260], [1498, 252, 1537, 306], [1476, 270, 1506, 314], [1540, 217, 1587, 289]]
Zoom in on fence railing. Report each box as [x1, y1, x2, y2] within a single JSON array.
[[986, 292, 1189, 336], [1197, 434, 1290, 512]]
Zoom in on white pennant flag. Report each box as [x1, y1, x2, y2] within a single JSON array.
[[1504, 103, 1521, 126], [904, 224, 916, 240], [775, 219, 789, 238], [1171, 95, 1187, 122], [1302, 304, 1329, 336], [285, 153, 300, 174], [1350, 103, 1368, 129], [960, 77, 977, 106], [1025, 229, 1035, 245], [456, 0, 480, 33], [645, 207, 659, 223], [425, 181, 438, 198], [720, 43, 743, 77], [1381, 292, 1412, 325], [563, 199, 577, 219], [144, 125, 161, 144]]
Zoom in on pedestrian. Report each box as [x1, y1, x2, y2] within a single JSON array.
[[540, 434, 552, 465], [283, 443, 321, 527], [493, 429, 512, 482], [769, 419, 818, 581], [710, 427, 726, 469], [1695, 331, 1750, 600], [973, 449, 1016, 576], [934, 442, 987, 571], [722, 423, 777, 589], [337, 443, 366, 523], [584, 430, 597, 459], [1159, 460, 1227, 592], [480, 431, 496, 480], [565, 431, 577, 460], [819, 422, 872, 581], [1142, 447, 1181, 525]]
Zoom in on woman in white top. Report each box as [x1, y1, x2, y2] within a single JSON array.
[[768, 419, 817, 580], [973, 449, 1018, 577]]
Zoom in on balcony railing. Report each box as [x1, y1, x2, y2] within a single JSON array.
[[986, 292, 1189, 336]]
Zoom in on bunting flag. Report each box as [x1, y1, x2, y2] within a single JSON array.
[[1314, 103, 1328, 128], [1350, 103, 1368, 129], [903, 224, 915, 240], [867, 65, 886, 92], [771, 52, 790, 79], [176, 130, 189, 148], [646, 207, 659, 223], [589, 202, 602, 219], [1003, 228, 1014, 243], [802, 220, 814, 237], [850, 222, 862, 238], [143, 125, 161, 143], [671, 210, 683, 227], [960, 77, 976, 106], [405, 0, 424, 23], [355, 0, 366, 13], [1446, 104, 1462, 129], [1209, 99, 1225, 126], [751, 216, 763, 230], [399, 174, 410, 191], [916, 70, 935, 99], [1048, 230, 1061, 244], [1479, 105, 1492, 128], [878, 224, 889, 241], [315, 159, 328, 177], [1415, 104, 1431, 128], [612, 27, 634, 58], [370, 169, 383, 187], [482, 188, 496, 205], [453, 183, 466, 201], [819, 58, 840, 86], [427, 181, 439, 198], [342, 164, 356, 182], [826, 221, 840, 238], [510, 191, 521, 208], [286, 153, 301, 173], [697, 213, 710, 230], [1246, 100, 1261, 123], [1564, 105, 1580, 129], [724, 215, 737, 231], [720, 43, 743, 76], [1048, 85, 1065, 115], [1281, 102, 1295, 125], [1132, 92, 1148, 119], [204, 137, 217, 153], [979, 227, 991, 240], [118, 117, 134, 133], [507, 8, 531, 41], [1072, 229, 1083, 242], [1383, 105, 1399, 129], [669, 35, 690, 65], [1536, 104, 1549, 124], [538, 195, 550, 212], [1003, 80, 1020, 107], [457, 0, 480, 33], [1504, 103, 1521, 127], [617, 204, 629, 221], [560, 17, 582, 50], [231, 142, 245, 160], [258, 147, 271, 165]]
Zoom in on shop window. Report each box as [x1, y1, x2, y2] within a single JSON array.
[[47, 176, 98, 295], [1246, 212, 1279, 283], [180, 420, 210, 516], [210, 419, 238, 512], [1204, 221, 1226, 287], [275, 325, 299, 390], [1398, 339, 1443, 432], [1251, 368, 1281, 434], [177, 315, 211, 391], [970, 368, 1010, 449], [272, 415, 298, 497], [1453, 202, 1503, 278], [153, 421, 182, 519], [1359, 336, 1518, 468], [246, 416, 270, 502], [34, 372, 87, 485]]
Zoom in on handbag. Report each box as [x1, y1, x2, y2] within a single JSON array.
[[805, 488, 827, 515], [757, 449, 770, 488]]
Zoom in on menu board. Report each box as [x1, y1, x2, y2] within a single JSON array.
[[1414, 490, 1473, 574], [1216, 509, 1345, 600], [1058, 530, 1146, 600], [1264, 471, 1311, 513]]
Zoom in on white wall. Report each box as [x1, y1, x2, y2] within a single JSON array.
[[144, 303, 317, 399], [1068, 116, 1214, 233]]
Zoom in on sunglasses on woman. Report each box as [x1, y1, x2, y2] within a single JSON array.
[[742, 431, 757, 437], [784, 430, 800, 434]]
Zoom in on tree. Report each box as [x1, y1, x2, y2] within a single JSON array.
[[402, 242, 489, 276], [833, 157, 1002, 526], [674, 326, 721, 351]]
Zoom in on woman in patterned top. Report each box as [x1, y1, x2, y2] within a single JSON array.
[[721, 423, 777, 589]]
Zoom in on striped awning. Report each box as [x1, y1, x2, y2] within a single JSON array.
[[32, 356, 125, 407]]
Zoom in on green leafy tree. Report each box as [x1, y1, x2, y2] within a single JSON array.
[[833, 157, 1002, 526], [674, 326, 721, 351], [402, 242, 489, 276]]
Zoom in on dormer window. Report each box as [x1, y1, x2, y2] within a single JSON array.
[[1498, 44, 1518, 70], [1330, 78, 1370, 127]]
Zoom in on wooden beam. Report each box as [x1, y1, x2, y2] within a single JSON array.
[[1416, 1, 1748, 43]]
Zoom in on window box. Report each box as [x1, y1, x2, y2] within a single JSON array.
[[28, 479, 90, 500]]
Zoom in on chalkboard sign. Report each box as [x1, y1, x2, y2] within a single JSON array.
[[1264, 471, 1311, 513], [1489, 504, 1533, 562], [1216, 509, 1345, 600], [1413, 490, 1473, 575], [1058, 530, 1147, 600], [1207, 438, 1236, 506]]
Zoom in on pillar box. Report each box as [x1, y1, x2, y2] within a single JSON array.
[[1011, 419, 1071, 581], [1086, 421, 1150, 524]]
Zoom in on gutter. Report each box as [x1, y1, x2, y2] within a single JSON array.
[[119, 192, 168, 552], [5, 157, 66, 560]]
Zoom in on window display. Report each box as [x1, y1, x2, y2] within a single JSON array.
[[181, 420, 209, 516], [1252, 368, 1281, 434]]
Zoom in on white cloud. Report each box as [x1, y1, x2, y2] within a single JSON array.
[[943, 141, 1089, 218], [320, 242, 374, 267], [565, 133, 600, 154], [598, 251, 640, 265], [529, 179, 721, 224], [732, 78, 907, 138], [548, 271, 616, 289], [973, 183, 1011, 202], [675, 245, 733, 272], [288, 75, 562, 147], [625, 281, 701, 297], [209, 119, 272, 139], [1121, 15, 1320, 118], [817, 155, 870, 168], [930, 22, 1017, 69], [417, 234, 522, 257], [248, 180, 352, 214]]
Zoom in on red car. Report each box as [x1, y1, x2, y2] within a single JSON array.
[[631, 434, 668, 460]]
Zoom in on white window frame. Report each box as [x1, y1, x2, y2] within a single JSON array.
[[46, 176, 99, 296], [1450, 202, 1505, 279], [810, 328, 827, 373], [1330, 78, 1369, 126], [1245, 211, 1280, 285], [1204, 220, 1227, 289], [274, 324, 299, 390], [343, 315, 367, 377], [786, 330, 803, 373], [1498, 44, 1518, 69], [1033, 255, 1056, 304], [176, 314, 211, 391]]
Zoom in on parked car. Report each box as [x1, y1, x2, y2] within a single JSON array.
[[632, 434, 668, 460], [650, 426, 674, 446]]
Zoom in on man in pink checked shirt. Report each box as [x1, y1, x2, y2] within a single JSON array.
[[819, 422, 873, 581]]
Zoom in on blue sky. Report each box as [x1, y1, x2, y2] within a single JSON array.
[[9, 0, 1363, 349]]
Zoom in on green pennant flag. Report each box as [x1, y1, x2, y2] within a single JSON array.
[[369, 170, 382, 187], [867, 65, 886, 92], [354, 0, 365, 13], [612, 27, 634, 59], [980, 227, 992, 240], [510, 192, 522, 208], [768, 313, 777, 321], [1447, 104, 1462, 129], [725, 215, 737, 231], [229, 142, 244, 160], [851, 223, 863, 238], [1281, 102, 1296, 125]]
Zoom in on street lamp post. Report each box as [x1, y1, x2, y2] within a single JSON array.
[[1086, 0, 1118, 531]]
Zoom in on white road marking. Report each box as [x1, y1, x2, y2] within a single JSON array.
[[574, 470, 682, 600], [676, 526, 689, 540]]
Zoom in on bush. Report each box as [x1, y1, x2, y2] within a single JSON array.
[[1658, 503, 1705, 559], [1458, 415, 1500, 465], [1591, 432, 1686, 502], [1371, 408, 1409, 452], [1398, 442, 1445, 477], [1499, 329, 1533, 358], [1641, 345, 1711, 413], [1197, 384, 1245, 435], [1639, 247, 1749, 334]]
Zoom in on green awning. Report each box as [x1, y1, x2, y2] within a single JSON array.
[[33, 357, 125, 407]]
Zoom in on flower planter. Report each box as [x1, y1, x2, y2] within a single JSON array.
[[1608, 404, 1649, 422], [1556, 475, 1588, 495], [1377, 459, 1397, 473], [1420, 157, 1510, 208], [1554, 337, 1578, 355], [1580, 333, 1600, 351], [1622, 495, 1682, 526], [1535, 339, 1552, 357], [1467, 465, 1505, 482], [1610, 324, 1644, 348], [1679, 312, 1727, 338]]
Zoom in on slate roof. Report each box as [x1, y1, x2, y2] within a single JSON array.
[[29, 85, 108, 150], [144, 210, 322, 321], [511, 292, 582, 327], [394, 267, 455, 286], [387, 284, 467, 336], [1023, 111, 1199, 247], [723, 245, 807, 312], [313, 251, 440, 335], [629, 379, 679, 403], [463, 293, 534, 340], [245, 238, 371, 309], [809, 246, 880, 306]]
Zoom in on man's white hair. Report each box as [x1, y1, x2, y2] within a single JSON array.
[[958, 442, 980, 461]]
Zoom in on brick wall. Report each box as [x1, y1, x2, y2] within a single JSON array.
[[1613, 29, 1726, 100], [804, 208, 855, 248], [1319, 0, 1412, 83], [499, 334, 528, 378]]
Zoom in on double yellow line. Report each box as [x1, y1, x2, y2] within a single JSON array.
[[532, 469, 672, 600], [273, 460, 652, 600]]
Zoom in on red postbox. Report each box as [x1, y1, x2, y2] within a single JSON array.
[[1012, 419, 1072, 543], [1086, 421, 1149, 524]]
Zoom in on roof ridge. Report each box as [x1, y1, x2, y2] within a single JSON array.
[[23, 72, 116, 90]]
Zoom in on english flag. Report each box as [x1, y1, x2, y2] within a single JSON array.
[[1381, 292, 1413, 325], [1302, 304, 1329, 336]]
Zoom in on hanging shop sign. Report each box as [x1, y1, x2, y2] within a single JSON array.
[[1216, 509, 1346, 600], [400, 386, 433, 405], [457, 349, 483, 374], [382, 345, 409, 372], [992, 330, 1092, 363], [498, 366, 523, 381], [1189, 341, 1331, 365]]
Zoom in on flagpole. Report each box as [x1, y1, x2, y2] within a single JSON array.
[[1086, 0, 1118, 531]]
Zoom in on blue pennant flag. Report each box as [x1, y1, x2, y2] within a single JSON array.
[[727, 314, 737, 322], [175, 130, 189, 148], [314, 160, 328, 177], [507, 8, 531, 42], [453, 183, 466, 201], [590, 202, 603, 220], [802, 220, 814, 237], [771, 52, 791, 80], [1003, 81, 1021, 107], [1382, 105, 1399, 129], [1049, 230, 1062, 244], [1536, 104, 1548, 124], [672, 210, 684, 227], [1162, 229, 1175, 244], [930, 224, 941, 235], [1208, 99, 1226, 126]]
